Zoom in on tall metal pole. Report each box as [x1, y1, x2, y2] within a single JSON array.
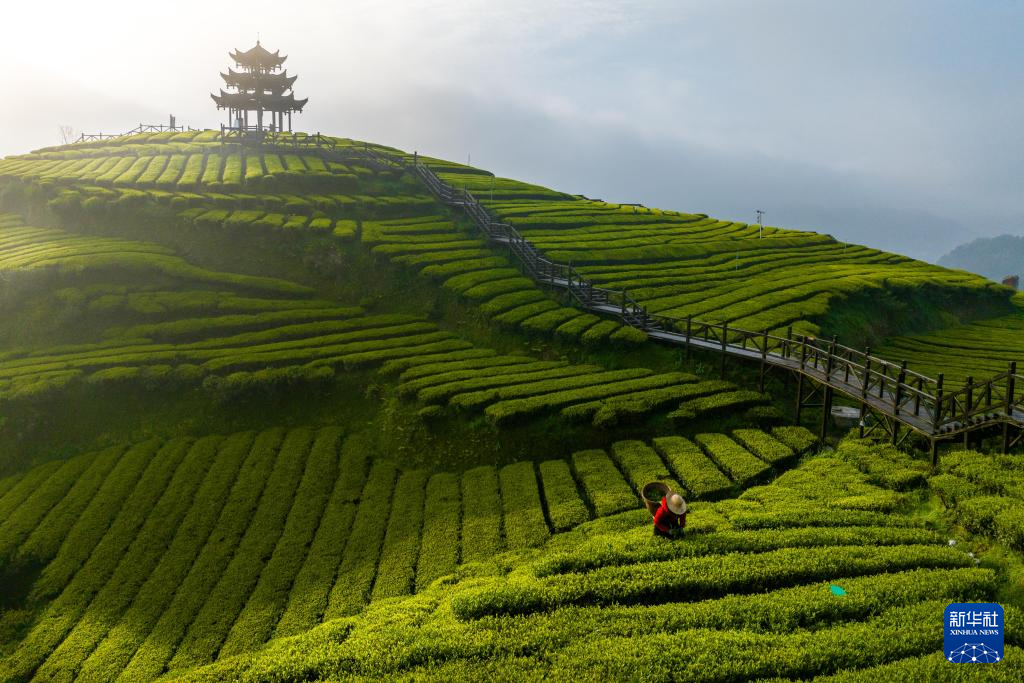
[[756, 209, 765, 239]]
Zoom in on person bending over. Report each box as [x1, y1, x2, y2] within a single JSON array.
[[653, 492, 687, 539]]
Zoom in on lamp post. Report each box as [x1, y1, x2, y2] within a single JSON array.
[[756, 209, 765, 239]]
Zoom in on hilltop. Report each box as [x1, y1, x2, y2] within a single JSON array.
[[0, 130, 1022, 680]]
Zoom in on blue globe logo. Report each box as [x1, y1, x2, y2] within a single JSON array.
[[948, 643, 1001, 663]]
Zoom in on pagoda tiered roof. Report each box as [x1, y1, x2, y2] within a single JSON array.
[[229, 42, 286, 71], [220, 68, 297, 94], [210, 90, 308, 113]]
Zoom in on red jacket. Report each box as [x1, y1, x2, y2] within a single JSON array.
[[653, 496, 686, 532]]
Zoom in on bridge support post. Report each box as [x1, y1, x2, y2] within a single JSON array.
[[859, 348, 871, 438], [684, 316, 692, 362], [758, 329, 768, 392], [795, 373, 805, 425], [892, 362, 907, 448], [1004, 362, 1017, 454], [964, 376, 974, 449], [929, 373, 945, 466], [720, 322, 728, 379], [795, 337, 808, 424], [820, 338, 837, 442], [821, 386, 833, 442]]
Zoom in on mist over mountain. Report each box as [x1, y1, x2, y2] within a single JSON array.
[[938, 234, 1024, 283]]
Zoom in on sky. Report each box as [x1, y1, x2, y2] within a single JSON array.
[[1, 0, 1021, 262]]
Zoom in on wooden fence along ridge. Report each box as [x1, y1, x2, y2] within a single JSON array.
[[74, 123, 195, 143]]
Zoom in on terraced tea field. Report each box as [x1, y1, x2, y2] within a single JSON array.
[[360, 214, 639, 343], [0, 130, 379, 191], [0, 211, 763, 429], [146, 439, 1021, 681], [1, 132, 1011, 350], [434, 164, 1007, 338], [0, 133, 431, 231], [877, 295, 1024, 386], [929, 447, 1024, 550], [388, 347, 764, 427], [2, 130, 1023, 680], [0, 424, 814, 680], [0, 213, 471, 398]]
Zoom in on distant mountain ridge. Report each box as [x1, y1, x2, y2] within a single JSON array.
[[939, 233, 1024, 284]]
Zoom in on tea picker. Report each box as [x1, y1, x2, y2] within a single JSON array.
[[653, 492, 687, 539], [642, 482, 687, 539]]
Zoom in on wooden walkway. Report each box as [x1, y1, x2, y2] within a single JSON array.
[[362, 147, 1024, 457]]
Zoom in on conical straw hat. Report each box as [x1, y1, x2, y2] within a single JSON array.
[[667, 493, 687, 515]]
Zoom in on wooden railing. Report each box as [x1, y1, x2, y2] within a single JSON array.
[[398, 155, 1024, 444], [75, 123, 192, 142]]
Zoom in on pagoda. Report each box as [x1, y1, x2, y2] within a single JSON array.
[[211, 41, 307, 133]]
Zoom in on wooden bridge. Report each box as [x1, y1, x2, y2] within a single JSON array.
[[361, 148, 1024, 460]]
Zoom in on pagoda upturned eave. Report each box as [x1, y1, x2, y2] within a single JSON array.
[[220, 68, 297, 94], [210, 91, 308, 112]]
